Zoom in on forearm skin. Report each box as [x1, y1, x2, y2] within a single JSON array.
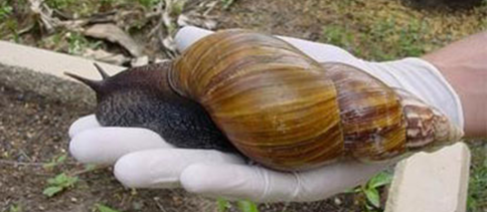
[[423, 31, 487, 138]]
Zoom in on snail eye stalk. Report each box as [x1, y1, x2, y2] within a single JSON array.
[[64, 63, 109, 93], [93, 63, 110, 79]]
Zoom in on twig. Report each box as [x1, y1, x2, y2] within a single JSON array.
[[148, 1, 165, 37], [18, 148, 33, 162], [203, 1, 219, 16], [29, 0, 87, 33], [154, 198, 169, 212], [0, 159, 45, 166], [17, 24, 36, 36], [0, 159, 80, 167], [70, 165, 107, 176]]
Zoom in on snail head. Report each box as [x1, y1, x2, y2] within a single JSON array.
[[65, 62, 236, 152]]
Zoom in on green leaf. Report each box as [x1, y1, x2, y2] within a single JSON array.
[[364, 188, 381, 208], [0, 2, 13, 21], [47, 173, 78, 187], [221, 0, 235, 9], [368, 172, 393, 189], [50, 173, 69, 185], [56, 155, 67, 163], [84, 164, 97, 172], [43, 154, 67, 169], [237, 200, 259, 212], [9, 204, 22, 212], [44, 173, 78, 197], [217, 198, 230, 212], [171, 0, 186, 16], [138, 0, 160, 8], [43, 163, 56, 169], [343, 187, 357, 193], [95, 204, 122, 212], [43, 186, 63, 197]]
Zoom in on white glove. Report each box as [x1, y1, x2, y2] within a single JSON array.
[[69, 26, 464, 202]]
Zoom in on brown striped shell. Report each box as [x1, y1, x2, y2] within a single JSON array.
[[169, 29, 463, 171]]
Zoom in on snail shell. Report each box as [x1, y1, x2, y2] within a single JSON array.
[[69, 29, 463, 171], [170, 29, 462, 170]]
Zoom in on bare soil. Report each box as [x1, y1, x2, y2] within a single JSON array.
[[0, 65, 222, 212], [0, 66, 368, 212]]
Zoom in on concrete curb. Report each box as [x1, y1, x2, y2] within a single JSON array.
[[0, 40, 472, 212], [385, 143, 471, 212], [0, 41, 124, 80]]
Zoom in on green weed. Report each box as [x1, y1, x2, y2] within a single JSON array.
[[66, 32, 88, 55], [8, 204, 22, 212], [321, 17, 430, 61], [0, 1, 13, 21], [45, 0, 76, 10], [321, 25, 354, 51], [42, 154, 97, 198], [171, 0, 186, 16], [66, 32, 103, 55], [237, 200, 259, 212], [95, 203, 122, 212], [467, 143, 487, 212], [217, 198, 231, 212], [349, 172, 393, 211], [217, 199, 259, 212], [221, 0, 236, 10], [43, 154, 67, 170], [138, 0, 160, 8], [3, 19, 20, 43], [43, 173, 79, 197]]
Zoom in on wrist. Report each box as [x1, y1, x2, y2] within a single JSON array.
[[422, 57, 487, 138]]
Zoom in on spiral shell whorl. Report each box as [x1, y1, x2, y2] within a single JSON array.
[[394, 88, 463, 152], [169, 30, 463, 171], [172, 30, 344, 170], [321, 63, 407, 162]]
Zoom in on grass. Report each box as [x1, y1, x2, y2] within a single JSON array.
[[217, 199, 259, 212], [319, 0, 486, 61], [44, 0, 76, 10], [345, 172, 393, 212], [41, 154, 97, 198], [321, 17, 431, 61], [221, 0, 236, 9], [0, 1, 13, 22], [137, 0, 160, 8], [8, 204, 22, 212], [467, 141, 487, 212], [95, 203, 122, 212], [42, 173, 79, 197]]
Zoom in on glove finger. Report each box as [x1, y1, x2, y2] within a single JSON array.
[[180, 161, 391, 203], [69, 127, 172, 165], [114, 149, 245, 189], [68, 114, 101, 138], [175, 26, 213, 52]]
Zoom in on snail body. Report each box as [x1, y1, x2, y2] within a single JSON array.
[[68, 29, 463, 171]]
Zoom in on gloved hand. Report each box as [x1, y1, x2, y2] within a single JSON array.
[[69, 26, 464, 202]]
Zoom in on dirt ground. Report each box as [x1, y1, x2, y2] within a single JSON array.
[[0, 65, 367, 212], [0, 0, 486, 211]]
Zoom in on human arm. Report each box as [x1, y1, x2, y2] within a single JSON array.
[[422, 31, 487, 138]]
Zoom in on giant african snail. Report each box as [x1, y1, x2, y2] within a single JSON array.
[[67, 29, 463, 171]]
